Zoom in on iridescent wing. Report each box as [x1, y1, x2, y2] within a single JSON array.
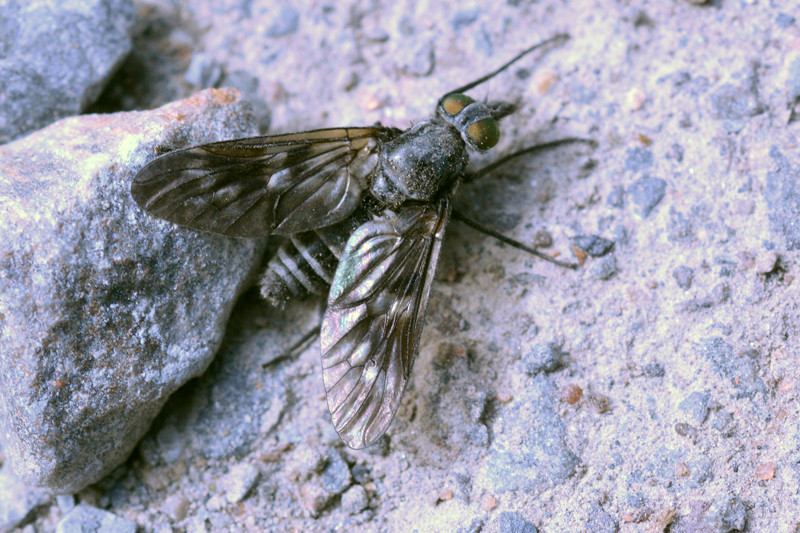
[[320, 198, 451, 449], [131, 127, 395, 237]]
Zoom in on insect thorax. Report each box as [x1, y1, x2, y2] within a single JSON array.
[[370, 119, 467, 208]]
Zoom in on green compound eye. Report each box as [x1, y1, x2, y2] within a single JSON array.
[[441, 93, 475, 116], [466, 118, 500, 149]]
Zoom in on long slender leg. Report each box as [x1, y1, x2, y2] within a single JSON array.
[[463, 137, 597, 184], [262, 325, 321, 368], [455, 137, 597, 269], [451, 211, 578, 269]]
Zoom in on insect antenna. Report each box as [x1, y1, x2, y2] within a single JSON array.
[[451, 210, 579, 270], [441, 33, 570, 98]]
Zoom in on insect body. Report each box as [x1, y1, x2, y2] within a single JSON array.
[[132, 35, 580, 449]]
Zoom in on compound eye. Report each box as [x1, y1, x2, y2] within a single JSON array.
[[466, 118, 500, 150], [441, 93, 475, 116]]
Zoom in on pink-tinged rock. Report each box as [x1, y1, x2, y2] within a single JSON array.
[[0, 88, 266, 493]]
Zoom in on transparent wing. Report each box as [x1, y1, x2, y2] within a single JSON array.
[[131, 127, 394, 237], [320, 198, 451, 449]]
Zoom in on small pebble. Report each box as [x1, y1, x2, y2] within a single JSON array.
[[223, 462, 260, 503], [56, 494, 76, 514], [532, 228, 553, 247], [523, 343, 562, 376], [562, 384, 583, 404], [56, 505, 137, 533], [301, 483, 333, 517], [755, 251, 778, 273], [481, 493, 498, 510], [755, 462, 774, 481], [341, 485, 369, 516], [626, 87, 646, 111], [161, 494, 190, 522], [534, 69, 559, 95]]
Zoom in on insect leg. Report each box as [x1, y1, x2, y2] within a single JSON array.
[[262, 325, 321, 369], [451, 210, 578, 269], [463, 137, 597, 184]]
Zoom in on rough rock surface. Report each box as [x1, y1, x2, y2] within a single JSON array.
[[2, 0, 800, 532], [0, 0, 136, 143], [0, 88, 264, 493]]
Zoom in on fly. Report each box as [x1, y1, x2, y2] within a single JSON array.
[[131, 34, 593, 449]]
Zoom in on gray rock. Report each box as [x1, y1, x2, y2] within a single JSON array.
[[321, 449, 352, 495], [667, 143, 684, 162], [0, 0, 136, 143], [0, 465, 50, 533], [572, 84, 598, 104], [668, 208, 694, 242], [707, 494, 747, 532], [184, 53, 223, 88], [591, 254, 618, 280], [623, 492, 645, 508], [56, 504, 136, 533], [607, 185, 625, 208], [265, 6, 300, 38], [700, 338, 766, 399], [496, 511, 538, 533], [0, 88, 264, 493], [644, 363, 665, 378], [678, 391, 710, 423], [340, 485, 369, 516], [587, 505, 618, 533], [776, 13, 796, 28], [709, 74, 764, 120], [643, 446, 685, 482], [787, 56, 800, 102], [680, 283, 730, 312], [672, 266, 694, 289], [55, 494, 76, 515], [160, 493, 189, 522], [710, 411, 735, 436], [763, 147, 800, 250], [223, 462, 260, 503], [523, 343, 562, 375], [627, 176, 667, 217], [486, 375, 579, 494], [624, 147, 654, 173], [692, 454, 715, 485], [450, 9, 480, 31], [136, 296, 296, 463], [571, 235, 614, 257]]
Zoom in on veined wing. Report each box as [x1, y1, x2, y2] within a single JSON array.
[[131, 127, 394, 237], [320, 198, 451, 449]]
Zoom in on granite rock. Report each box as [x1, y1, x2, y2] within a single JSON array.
[[0, 88, 264, 493], [0, 0, 136, 143]]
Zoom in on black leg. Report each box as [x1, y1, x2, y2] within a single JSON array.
[[262, 325, 321, 368], [451, 210, 578, 270], [463, 137, 597, 184]]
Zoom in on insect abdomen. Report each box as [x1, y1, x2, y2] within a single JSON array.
[[259, 210, 369, 305]]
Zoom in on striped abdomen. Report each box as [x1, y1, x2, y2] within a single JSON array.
[[259, 210, 369, 305]]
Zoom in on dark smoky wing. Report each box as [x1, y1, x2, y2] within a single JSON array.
[[131, 127, 390, 238], [320, 198, 451, 449]]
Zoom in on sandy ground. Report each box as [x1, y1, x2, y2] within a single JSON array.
[[6, 0, 800, 531]]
